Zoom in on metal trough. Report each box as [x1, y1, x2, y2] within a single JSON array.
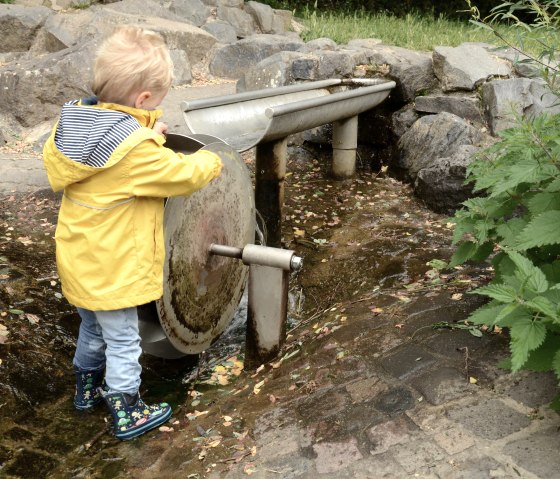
[[182, 78, 395, 246]]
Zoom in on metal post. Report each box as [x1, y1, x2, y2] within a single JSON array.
[[332, 115, 358, 179], [255, 138, 287, 248], [245, 264, 289, 368]]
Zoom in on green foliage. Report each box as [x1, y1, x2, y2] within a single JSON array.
[[298, 8, 514, 49], [450, 2, 560, 390], [262, 0, 500, 20], [0, 0, 15, 3]]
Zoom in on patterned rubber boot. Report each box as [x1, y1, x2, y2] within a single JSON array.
[[74, 367, 107, 411], [100, 389, 172, 441]]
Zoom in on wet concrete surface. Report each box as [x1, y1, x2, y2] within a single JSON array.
[[1, 85, 560, 478]]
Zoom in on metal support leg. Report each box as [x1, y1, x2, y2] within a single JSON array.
[[245, 264, 289, 368], [255, 138, 287, 248], [332, 115, 358, 179]]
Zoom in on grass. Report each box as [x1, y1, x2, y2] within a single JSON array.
[[299, 9, 514, 51]]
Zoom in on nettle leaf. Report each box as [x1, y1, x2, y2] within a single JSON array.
[[510, 319, 547, 371], [525, 296, 558, 320], [508, 250, 549, 294], [516, 210, 560, 250], [544, 177, 560, 192], [474, 284, 518, 303], [522, 334, 560, 372], [553, 348, 560, 379], [527, 192, 560, 215], [496, 218, 528, 247], [541, 261, 560, 283], [449, 241, 478, 267], [468, 302, 505, 325]]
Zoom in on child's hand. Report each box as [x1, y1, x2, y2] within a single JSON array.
[[154, 122, 168, 137]]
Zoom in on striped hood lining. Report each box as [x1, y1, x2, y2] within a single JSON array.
[[54, 99, 141, 168]]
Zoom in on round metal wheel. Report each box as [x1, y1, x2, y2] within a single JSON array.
[[155, 134, 255, 354]]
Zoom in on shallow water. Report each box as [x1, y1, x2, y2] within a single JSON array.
[[0, 152, 462, 478]]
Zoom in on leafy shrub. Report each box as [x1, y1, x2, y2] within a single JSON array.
[[450, 1, 560, 399]]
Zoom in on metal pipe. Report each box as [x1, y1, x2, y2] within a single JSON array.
[[332, 115, 358, 178], [209, 244, 243, 259], [255, 138, 287, 248]]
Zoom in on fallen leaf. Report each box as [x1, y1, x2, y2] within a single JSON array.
[[451, 293, 463, 301], [469, 377, 478, 384], [159, 426, 174, 432]]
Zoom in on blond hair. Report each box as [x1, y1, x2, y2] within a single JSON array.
[[92, 26, 174, 105]]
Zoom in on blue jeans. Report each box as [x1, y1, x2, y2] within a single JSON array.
[[73, 307, 142, 395]]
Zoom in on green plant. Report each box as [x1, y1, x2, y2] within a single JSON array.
[[0, 0, 15, 4], [450, 1, 560, 394]]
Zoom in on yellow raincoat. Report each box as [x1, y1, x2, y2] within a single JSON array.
[[43, 99, 222, 310]]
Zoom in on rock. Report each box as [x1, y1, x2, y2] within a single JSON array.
[[433, 43, 512, 92], [316, 50, 354, 78], [367, 45, 437, 103], [0, 4, 52, 53], [218, 0, 244, 7], [482, 77, 560, 134], [169, 49, 192, 85], [414, 144, 480, 213], [347, 38, 382, 50], [169, 0, 211, 27], [272, 9, 291, 34], [202, 19, 238, 43], [99, 0, 183, 21], [414, 93, 483, 124], [238, 51, 318, 90], [245, 1, 273, 33], [217, 5, 255, 38], [298, 37, 338, 53], [396, 112, 489, 181], [0, 42, 95, 128], [391, 105, 418, 138], [209, 34, 303, 79]]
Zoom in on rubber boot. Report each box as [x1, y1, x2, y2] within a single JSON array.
[[99, 389, 172, 441], [74, 367, 107, 411]]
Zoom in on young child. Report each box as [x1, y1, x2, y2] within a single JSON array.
[[42, 26, 222, 441]]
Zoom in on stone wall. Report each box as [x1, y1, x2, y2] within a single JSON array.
[[1, 0, 559, 211]]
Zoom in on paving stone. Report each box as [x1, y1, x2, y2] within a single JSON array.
[[431, 426, 475, 455], [373, 386, 416, 415], [379, 344, 437, 379], [424, 328, 491, 358], [391, 438, 446, 474], [345, 376, 389, 403], [504, 426, 560, 478], [446, 397, 532, 440], [366, 414, 419, 455], [409, 366, 477, 405], [348, 453, 408, 478], [312, 437, 363, 474], [498, 371, 559, 408], [432, 450, 515, 479]]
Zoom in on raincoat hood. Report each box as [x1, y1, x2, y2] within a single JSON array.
[[43, 98, 162, 192]]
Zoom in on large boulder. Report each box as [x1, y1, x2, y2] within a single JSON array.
[[0, 42, 96, 129], [433, 43, 512, 92], [169, 0, 211, 27], [237, 50, 318, 90], [396, 112, 490, 181], [216, 5, 256, 37], [482, 78, 560, 134], [414, 93, 483, 124], [414, 144, 480, 213], [202, 19, 238, 43], [365, 45, 437, 103], [209, 34, 303, 79], [0, 4, 52, 53]]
